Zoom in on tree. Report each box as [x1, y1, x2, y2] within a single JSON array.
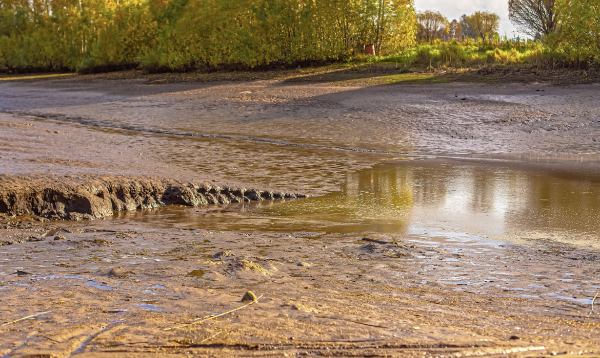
[[416, 10, 447, 42], [508, 0, 557, 38], [448, 19, 463, 40], [352, 0, 417, 56], [552, 0, 600, 61], [372, 0, 418, 55], [465, 11, 500, 42], [459, 14, 477, 39]]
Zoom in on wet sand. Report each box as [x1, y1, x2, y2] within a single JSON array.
[[1, 73, 600, 356]]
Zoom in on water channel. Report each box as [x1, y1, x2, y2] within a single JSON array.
[[107, 157, 600, 249]]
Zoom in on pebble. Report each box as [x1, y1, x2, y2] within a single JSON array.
[[241, 291, 257, 303]]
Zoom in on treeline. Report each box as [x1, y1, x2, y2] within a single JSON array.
[[417, 10, 500, 43], [0, 0, 597, 73], [0, 0, 417, 72], [416, 0, 599, 65]]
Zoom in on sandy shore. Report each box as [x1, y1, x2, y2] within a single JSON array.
[[1, 72, 599, 356]]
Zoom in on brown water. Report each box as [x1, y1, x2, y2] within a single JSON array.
[[105, 157, 600, 249]]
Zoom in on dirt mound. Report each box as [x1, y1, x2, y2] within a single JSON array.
[[0, 174, 303, 220]]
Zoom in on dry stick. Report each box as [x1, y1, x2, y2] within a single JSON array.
[[1, 311, 51, 327], [588, 291, 599, 317], [164, 295, 263, 331], [41, 335, 61, 343]]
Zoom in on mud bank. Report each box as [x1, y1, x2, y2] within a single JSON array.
[[0, 175, 303, 220]]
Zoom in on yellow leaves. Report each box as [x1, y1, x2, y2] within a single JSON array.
[[1, 0, 420, 71], [553, 0, 600, 61], [465, 11, 500, 42]]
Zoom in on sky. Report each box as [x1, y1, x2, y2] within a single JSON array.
[[415, 0, 519, 38]]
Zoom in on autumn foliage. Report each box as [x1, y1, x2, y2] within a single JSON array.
[[0, 0, 417, 72], [0, 0, 598, 73], [551, 0, 600, 63]]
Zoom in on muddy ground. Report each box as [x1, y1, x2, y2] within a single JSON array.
[[0, 70, 600, 356], [1, 226, 599, 357]]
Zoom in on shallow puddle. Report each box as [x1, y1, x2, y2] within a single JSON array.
[[187, 269, 206, 278], [106, 157, 600, 248], [133, 304, 163, 311], [86, 281, 115, 290]]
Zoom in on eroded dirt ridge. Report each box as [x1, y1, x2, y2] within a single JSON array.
[[0, 175, 304, 220]]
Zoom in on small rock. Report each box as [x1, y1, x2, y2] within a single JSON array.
[[297, 262, 312, 267], [213, 250, 235, 259], [107, 268, 135, 278], [509, 335, 520, 340], [241, 291, 258, 303], [232, 259, 268, 275], [16, 270, 32, 275], [54, 235, 66, 241], [287, 301, 318, 313]]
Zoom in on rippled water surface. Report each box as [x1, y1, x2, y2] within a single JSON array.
[[106, 157, 600, 248]]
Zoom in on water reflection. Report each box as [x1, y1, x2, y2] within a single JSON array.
[[259, 164, 415, 233], [108, 158, 600, 247]]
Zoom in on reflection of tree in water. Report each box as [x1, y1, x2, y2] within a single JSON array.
[[351, 165, 414, 216], [263, 164, 415, 233], [387, 161, 600, 240], [409, 166, 448, 206], [468, 168, 502, 213], [505, 172, 600, 237]]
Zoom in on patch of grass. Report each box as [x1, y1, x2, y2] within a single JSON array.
[[382, 73, 449, 85], [0, 73, 75, 82]]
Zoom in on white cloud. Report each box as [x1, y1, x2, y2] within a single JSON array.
[[415, 0, 519, 38]]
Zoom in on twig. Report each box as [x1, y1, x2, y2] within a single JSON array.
[[164, 295, 263, 331], [1, 311, 51, 326], [588, 291, 599, 317], [42, 335, 61, 343]]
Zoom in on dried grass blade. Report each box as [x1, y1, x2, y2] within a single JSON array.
[[1, 311, 51, 326], [588, 291, 599, 317]]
